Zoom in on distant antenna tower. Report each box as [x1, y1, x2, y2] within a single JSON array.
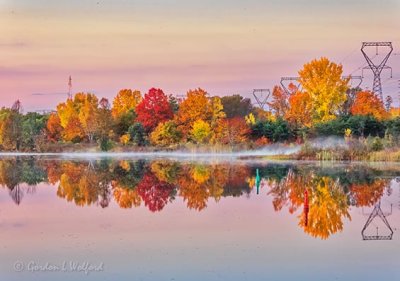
[[361, 42, 393, 101], [253, 89, 270, 110], [68, 75, 72, 99]]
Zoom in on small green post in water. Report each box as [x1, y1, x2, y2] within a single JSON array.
[[255, 168, 261, 194]]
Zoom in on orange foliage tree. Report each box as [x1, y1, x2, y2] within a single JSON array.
[[268, 85, 292, 118], [175, 88, 225, 137], [285, 91, 313, 128], [214, 117, 250, 146], [46, 113, 63, 142], [56, 93, 86, 142], [350, 91, 389, 120]]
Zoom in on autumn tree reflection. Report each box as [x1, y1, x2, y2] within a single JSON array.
[[0, 156, 395, 238], [349, 179, 389, 207], [0, 157, 46, 204], [266, 170, 351, 239], [299, 177, 350, 239], [137, 172, 176, 212], [56, 162, 100, 206], [112, 183, 141, 209]]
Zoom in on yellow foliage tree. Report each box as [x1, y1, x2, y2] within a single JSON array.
[[111, 89, 142, 119], [150, 120, 181, 147], [245, 113, 256, 125], [78, 93, 99, 142], [190, 119, 211, 144], [298, 57, 349, 123], [56, 93, 87, 142]]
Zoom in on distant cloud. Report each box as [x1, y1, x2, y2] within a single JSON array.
[[0, 41, 28, 48], [0, 66, 38, 76]]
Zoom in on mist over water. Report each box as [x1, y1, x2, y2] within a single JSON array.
[[308, 136, 348, 149], [0, 144, 303, 159], [0, 137, 351, 161]]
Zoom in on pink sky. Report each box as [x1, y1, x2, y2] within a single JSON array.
[[1, 0, 400, 111]]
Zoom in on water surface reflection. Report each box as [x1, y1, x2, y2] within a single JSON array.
[[1, 156, 399, 240]]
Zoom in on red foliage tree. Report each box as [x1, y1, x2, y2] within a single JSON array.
[[135, 88, 173, 132]]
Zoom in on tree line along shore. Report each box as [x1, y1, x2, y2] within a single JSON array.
[[0, 57, 399, 161]]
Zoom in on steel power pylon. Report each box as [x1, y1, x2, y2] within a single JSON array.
[[252, 89, 270, 110], [342, 75, 363, 88], [361, 201, 393, 241], [361, 42, 393, 101], [280, 77, 301, 95]]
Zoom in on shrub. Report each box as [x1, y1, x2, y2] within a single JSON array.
[[99, 137, 113, 151], [120, 134, 130, 145], [251, 118, 293, 142], [254, 136, 270, 147], [369, 137, 384, 151]]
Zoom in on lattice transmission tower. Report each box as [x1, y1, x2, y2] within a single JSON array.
[[361, 42, 393, 101], [280, 77, 301, 95], [252, 89, 270, 110]]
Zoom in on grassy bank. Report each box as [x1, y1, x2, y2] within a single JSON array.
[[2, 136, 400, 162], [262, 137, 400, 162]]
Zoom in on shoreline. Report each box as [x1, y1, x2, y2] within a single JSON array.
[[0, 151, 400, 165]]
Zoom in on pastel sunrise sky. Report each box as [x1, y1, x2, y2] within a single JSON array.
[[1, 0, 400, 111]]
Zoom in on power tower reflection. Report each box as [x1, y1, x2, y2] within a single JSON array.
[[361, 201, 393, 241]]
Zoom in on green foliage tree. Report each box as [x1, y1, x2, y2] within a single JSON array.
[[128, 122, 146, 146], [251, 118, 293, 142], [220, 95, 253, 118], [168, 95, 179, 113], [114, 110, 136, 137], [0, 103, 22, 151], [314, 115, 386, 137], [385, 117, 400, 140], [21, 112, 48, 150]]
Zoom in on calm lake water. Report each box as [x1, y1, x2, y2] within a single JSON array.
[[0, 156, 399, 281]]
